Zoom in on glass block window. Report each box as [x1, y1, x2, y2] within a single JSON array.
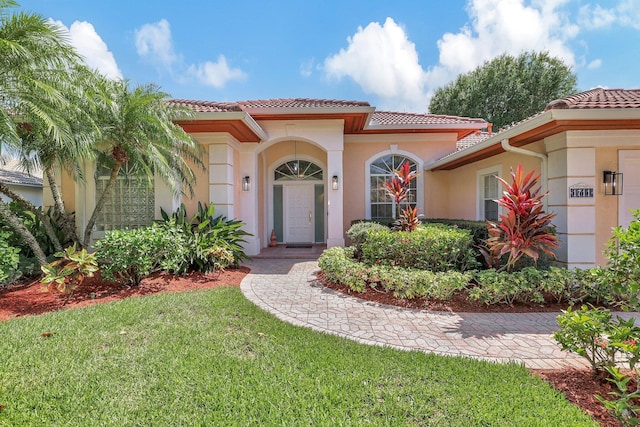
[[274, 160, 323, 181], [369, 155, 417, 219], [481, 172, 499, 221], [95, 163, 154, 231]]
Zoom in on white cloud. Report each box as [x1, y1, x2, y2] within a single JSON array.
[[578, 4, 616, 29], [324, 17, 429, 112], [323, 1, 584, 112], [579, 1, 640, 30], [188, 55, 247, 88], [300, 58, 315, 78], [52, 20, 122, 80], [587, 59, 602, 69], [134, 19, 178, 68], [435, 0, 577, 78], [135, 19, 246, 89]]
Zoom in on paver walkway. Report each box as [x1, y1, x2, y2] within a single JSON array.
[[241, 258, 609, 370]]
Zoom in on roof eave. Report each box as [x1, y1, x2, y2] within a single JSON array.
[[176, 111, 268, 142], [425, 111, 554, 171], [425, 108, 640, 171]]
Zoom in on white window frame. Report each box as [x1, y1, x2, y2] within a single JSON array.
[[365, 150, 423, 220], [477, 165, 502, 221]]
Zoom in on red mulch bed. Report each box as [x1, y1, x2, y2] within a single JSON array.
[[0, 268, 249, 322], [0, 268, 635, 426]]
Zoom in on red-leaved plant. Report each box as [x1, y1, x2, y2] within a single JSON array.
[[480, 164, 559, 271], [384, 161, 420, 232]]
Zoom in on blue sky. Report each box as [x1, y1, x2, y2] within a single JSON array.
[[15, 0, 640, 113]]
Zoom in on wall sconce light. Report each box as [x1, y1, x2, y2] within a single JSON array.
[[242, 176, 250, 192], [603, 170, 623, 195], [331, 175, 339, 190]]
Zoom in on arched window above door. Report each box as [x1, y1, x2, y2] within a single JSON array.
[[274, 160, 323, 181]]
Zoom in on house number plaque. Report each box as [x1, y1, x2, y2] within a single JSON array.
[[569, 183, 594, 198]]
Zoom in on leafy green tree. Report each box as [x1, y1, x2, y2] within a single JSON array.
[[429, 51, 578, 130], [82, 79, 204, 247]]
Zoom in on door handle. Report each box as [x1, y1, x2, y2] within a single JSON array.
[[308, 211, 312, 224]]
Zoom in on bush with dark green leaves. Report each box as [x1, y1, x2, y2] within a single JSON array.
[[160, 202, 251, 268], [362, 224, 477, 272], [0, 231, 20, 285], [346, 221, 388, 260], [95, 223, 190, 286], [318, 246, 471, 300]]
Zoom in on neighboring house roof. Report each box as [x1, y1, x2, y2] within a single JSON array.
[[171, 97, 487, 142], [0, 157, 43, 188], [427, 88, 640, 171]]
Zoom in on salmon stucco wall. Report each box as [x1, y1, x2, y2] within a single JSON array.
[[430, 144, 546, 221], [342, 133, 458, 236]]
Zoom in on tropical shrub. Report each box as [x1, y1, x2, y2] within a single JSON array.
[[591, 209, 640, 310], [40, 244, 99, 293], [555, 303, 640, 425], [423, 218, 489, 245], [346, 221, 388, 259], [96, 224, 189, 286], [318, 246, 471, 300], [383, 161, 420, 231], [0, 231, 20, 284], [0, 202, 74, 258], [554, 306, 620, 370], [160, 202, 251, 267], [362, 224, 477, 272], [480, 164, 558, 271]]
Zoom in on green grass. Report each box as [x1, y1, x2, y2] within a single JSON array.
[[0, 287, 595, 426]]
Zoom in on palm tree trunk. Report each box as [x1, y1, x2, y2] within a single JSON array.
[[44, 166, 80, 246], [0, 199, 47, 266], [82, 161, 122, 247], [0, 181, 63, 253]]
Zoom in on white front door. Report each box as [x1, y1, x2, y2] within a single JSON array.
[[285, 184, 314, 243], [620, 150, 640, 227]]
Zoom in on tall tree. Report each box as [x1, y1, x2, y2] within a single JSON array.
[[429, 51, 578, 130], [82, 79, 204, 247], [0, 0, 85, 265]]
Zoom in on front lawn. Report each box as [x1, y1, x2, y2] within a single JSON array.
[[0, 287, 595, 426]]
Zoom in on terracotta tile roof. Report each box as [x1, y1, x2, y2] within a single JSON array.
[[456, 131, 492, 151], [168, 99, 243, 113], [546, 88, 640, 110], [238, 98, 371, 109], [371, 111, 486, 126], [0, 158, 42, 187]]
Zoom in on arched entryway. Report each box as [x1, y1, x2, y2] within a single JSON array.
[[271, 159, 325, 244]]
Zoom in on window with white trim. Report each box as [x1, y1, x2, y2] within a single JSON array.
[[369, 155, 417, 219], [95, 163, 154, 231], [478, 168, 500, 221]]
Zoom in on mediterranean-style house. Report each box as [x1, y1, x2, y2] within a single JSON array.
[[46, 88, 640, 268]]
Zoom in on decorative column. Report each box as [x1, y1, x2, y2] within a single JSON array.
[[326, 148, 345, 248], [208, 143, 235, 219], [237, 147, 261, 256], [547, 136, 596, 268]]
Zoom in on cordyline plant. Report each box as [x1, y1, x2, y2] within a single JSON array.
[[480, 164, 559, 271], [384, 161, 420, 231]]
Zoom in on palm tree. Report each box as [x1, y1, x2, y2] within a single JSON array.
[[0, 0, 85, 265], [82, 79, 204, 247], [16, 65, 107, 248]]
